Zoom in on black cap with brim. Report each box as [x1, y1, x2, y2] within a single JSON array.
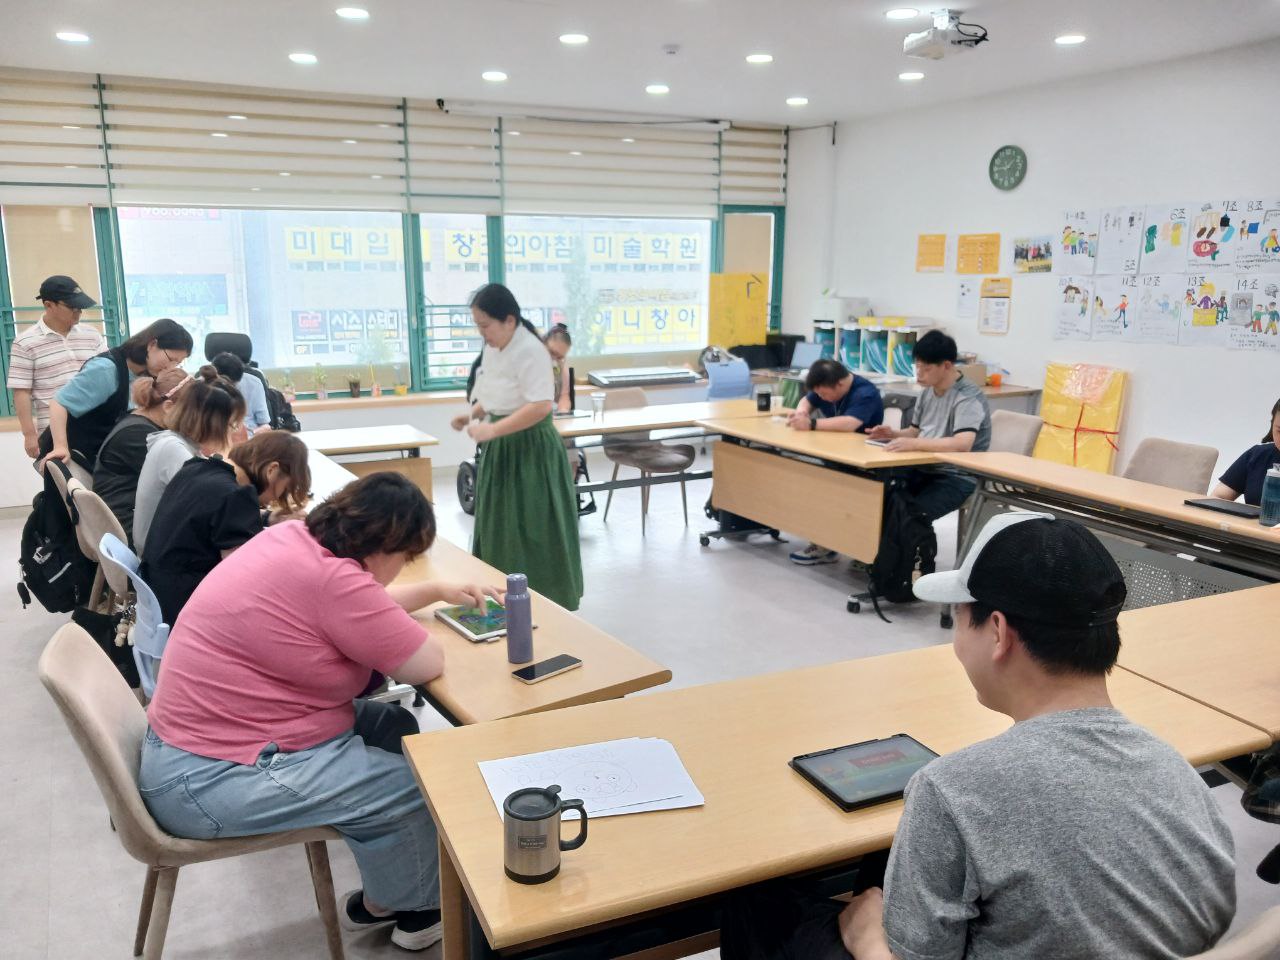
[[37, 275, 96, 309]]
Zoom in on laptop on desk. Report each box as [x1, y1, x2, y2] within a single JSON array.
[[786, 341, 823, 375]]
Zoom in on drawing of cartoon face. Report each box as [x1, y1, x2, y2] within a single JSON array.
[[561, 762, 635, 798]]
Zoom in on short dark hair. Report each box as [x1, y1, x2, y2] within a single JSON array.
[[804, 358, 850, 392], [914, 330, 958, 365], [119, 318, 194, 365], [211, 351, 245, 383], [305, 472, 436, 563], [966, 594, 1124, 676], [229, 431, 310, 513], [1265, 397, 1280, 443]]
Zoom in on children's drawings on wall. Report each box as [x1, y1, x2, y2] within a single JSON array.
[[1094, 207, 1144, 276], [1053, 275, 1094, 340], [1135, 274, 1184, 346], [1140, 204, 1190, 274], [1012, 235, 1053, 273], [1091, 275, 1139, 341], [1234, 198, 1280, 274], [1187, 199, 1241, 271], [1179, 274, 1231, 346], [1053, 210, 1098, 275], [1228, 274, 1280, 352]]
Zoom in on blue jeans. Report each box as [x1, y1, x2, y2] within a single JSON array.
[[139, 699, 439, 912]]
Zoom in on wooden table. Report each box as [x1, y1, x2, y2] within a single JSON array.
[[298, 423, 439, 499], [405, 642, 1267, 960], [553, 398, 770, 440], [755, 370, 1041, 414], [1118, 583, 1280, 740], [695, 415, 936, 564]]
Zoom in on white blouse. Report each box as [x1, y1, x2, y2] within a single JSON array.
[[472, 324, 555, 416]]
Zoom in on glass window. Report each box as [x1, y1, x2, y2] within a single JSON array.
[[118, 208, 408, 391], [420, 213, 489, 382], [2, 205, 105, 341], [503, 215, 711, 356]]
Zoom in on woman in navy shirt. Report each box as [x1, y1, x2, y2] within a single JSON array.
[[1212, 398, 1280, 506]]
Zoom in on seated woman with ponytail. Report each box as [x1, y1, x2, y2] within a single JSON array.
[[92, 367, 191, 543], [39, 317, 193, 476], [133, 364, 245, 554]]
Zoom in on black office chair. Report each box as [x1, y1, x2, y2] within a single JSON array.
[[204, 332, 270, 396]]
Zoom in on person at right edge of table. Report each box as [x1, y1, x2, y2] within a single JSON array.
[[720, 511, 1236, 960], [1211, 395, 1280, 506], [867, 330, 991, 525], [787, 358, 886, 566]]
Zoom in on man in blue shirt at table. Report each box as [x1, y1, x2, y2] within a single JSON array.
[[786, 359, 885, 566]]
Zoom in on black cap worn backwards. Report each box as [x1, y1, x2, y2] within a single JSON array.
[[37, 275, 96, 309]]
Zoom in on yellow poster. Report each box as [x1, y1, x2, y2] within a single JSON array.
[[980, 277, 1011, 298], [957, 233, 1001, 274], [916, 234, 946, 272], [709, 273, 768, 346]]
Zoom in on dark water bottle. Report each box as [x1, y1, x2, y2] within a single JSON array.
[[505, 573, 534, 664], [1261, 466, 1280, 528]]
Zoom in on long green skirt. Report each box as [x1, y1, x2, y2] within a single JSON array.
[[472, 414, 584, 611]]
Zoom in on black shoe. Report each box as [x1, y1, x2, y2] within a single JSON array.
[[340, 889, 397, 933], [391, 907, 443, 951]]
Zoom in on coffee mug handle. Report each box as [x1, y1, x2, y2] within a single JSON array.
[[559, 799, 588, 851]]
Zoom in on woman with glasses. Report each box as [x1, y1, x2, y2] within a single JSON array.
[[91, 367, 192, 545], [133, 364, 245, 554], [39, 317, 193, 475]]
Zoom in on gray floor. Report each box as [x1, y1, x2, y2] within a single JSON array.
[[3, 446, 1276, 958]]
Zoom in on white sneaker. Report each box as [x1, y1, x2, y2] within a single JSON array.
[[789, 543, 838, 565]]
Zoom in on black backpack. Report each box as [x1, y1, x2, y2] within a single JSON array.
[[265, 385, 301, 432], [17, 462, 96, 613], [866, 478, 938, 621]]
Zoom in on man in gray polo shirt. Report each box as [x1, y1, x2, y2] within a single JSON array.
[[867, 330, 990, 523], [720, 513, 1236, 960]]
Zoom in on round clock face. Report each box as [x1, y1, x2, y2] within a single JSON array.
[[989, 145, 1027, 191]]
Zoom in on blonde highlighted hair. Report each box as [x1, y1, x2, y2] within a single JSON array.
[[130, 367, 190, 411]]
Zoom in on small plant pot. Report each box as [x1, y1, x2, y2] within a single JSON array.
[[315, 388, 328, 401], [370, 383, 383, 398], [393, 384, 409, 396], [348, 382, 362, 398]]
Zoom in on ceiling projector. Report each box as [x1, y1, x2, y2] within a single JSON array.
[[903, 9, 989, 60]]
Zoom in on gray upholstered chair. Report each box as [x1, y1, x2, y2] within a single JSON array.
[[988, 410, 1043, 455], [38, 623, 346, 960], [66, 475, 129, 611], [1187, 906, 1280, 959], [601, 387, 696, 533], [1122, 437, 1220, 494]]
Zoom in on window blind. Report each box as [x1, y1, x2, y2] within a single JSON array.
[[403, 102, 501, 215], [0, 67, 109, 204], [719, 125, 787, 206]]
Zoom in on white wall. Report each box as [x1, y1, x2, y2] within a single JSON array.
[[781, 126, 837, 338], [811, 38, 1280, 475]]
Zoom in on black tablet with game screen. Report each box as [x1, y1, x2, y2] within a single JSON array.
[[791, 734, 939, 812]]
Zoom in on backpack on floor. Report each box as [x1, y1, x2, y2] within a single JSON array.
[[17, 461, 96, 613], [866, 478, 938, 621]]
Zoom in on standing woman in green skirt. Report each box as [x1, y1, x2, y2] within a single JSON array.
[[451, 284, 583, 610]]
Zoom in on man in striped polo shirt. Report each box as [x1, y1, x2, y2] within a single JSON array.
[[7, 276, 105, 459]]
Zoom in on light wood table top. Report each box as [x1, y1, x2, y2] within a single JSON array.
[[297, 423, 440, 455], [939, 451, 1280, 549], [697, 415, 939, 469], [1118, 583, 1280, 740], [404, 642, 1264, 950], [397, 538, 671, 726], [554, 398, 771, 439], [752, 371, 1040, 400], [306, 451, 359, 504]]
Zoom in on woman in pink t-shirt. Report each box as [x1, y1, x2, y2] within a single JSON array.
[[140, 472, 503, 952]]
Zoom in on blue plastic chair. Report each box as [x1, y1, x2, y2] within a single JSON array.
[[98, 533, 170, 698], [705, 358, 752, 399]]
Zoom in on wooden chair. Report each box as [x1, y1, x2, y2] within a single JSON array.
[[601, 388, 696, 534], [1187, 906, 1280, 959], [38, 623, 346, 960]]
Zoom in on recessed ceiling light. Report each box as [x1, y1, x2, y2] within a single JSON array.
[[370, 174, 383, 179], [335, 7, 369, 20], [786, 96, 809, 106], [211, 132, 229, 137], [227, 114, 247, 120], [645, 83, 670, 95], [1054, 33, 1087, 45], [482, 70, 508, 82], [746, 53, 773, 64], [289, 52, 318, 65], [569, 150, 583, 156], [898, 71, 925, 81], [62, 124, 80, 130], [56, 31, 90, 43], [279, 171, 291, 176], [341, 138, 358, 144], [508, 130, 521, 136], [885, 8, 919, 20], [559, 33, 589, 45], [621, 137, 636, 143]]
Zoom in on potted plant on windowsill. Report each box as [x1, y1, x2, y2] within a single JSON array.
[[357, 334, 393, 399], [393, 364, 409, 396], [279, 368, 297, 404], [313, 364, 328, 401], [346, 372, 362, 398]]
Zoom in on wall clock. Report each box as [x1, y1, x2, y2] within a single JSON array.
[[989, 144, 1027, 191]]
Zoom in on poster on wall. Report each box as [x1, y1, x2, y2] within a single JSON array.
[[956, 233, 1001, 274], [1052, 210, 1098, 275], [1178, 273, 1232, 346], [1140, 204, 1190, 274], [1227, 274, 1280, 352], [977, 277, 1011, 335], [1012, 236, 1053, 273], [916, 234, 947, 272], [1094, 207, 1145, 276], [1053, 275, 1094, 340], [1186, 199, 1242, 271], [956, 279, 979, 319], [1090, 275, 1139, 341], [1134, 274, 1184, 345], [1234, 198, 1280, 274]]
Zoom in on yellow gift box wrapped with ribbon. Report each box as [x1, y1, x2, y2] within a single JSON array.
[[1032, 363, 1127, 473]]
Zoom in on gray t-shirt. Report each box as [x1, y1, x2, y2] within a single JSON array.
[[133, 430, 200, 554], [883, 708, 1235, 960], [911, 373, 992, 452]]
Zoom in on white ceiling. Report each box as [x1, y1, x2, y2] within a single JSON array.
[[3, 0, 1278, 125]]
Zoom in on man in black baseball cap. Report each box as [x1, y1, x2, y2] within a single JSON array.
[[723, 513, 1236, 960], [37, 275, 97, 310]]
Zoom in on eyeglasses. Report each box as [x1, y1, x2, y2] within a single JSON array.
[[162, 349, 184, 364]]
